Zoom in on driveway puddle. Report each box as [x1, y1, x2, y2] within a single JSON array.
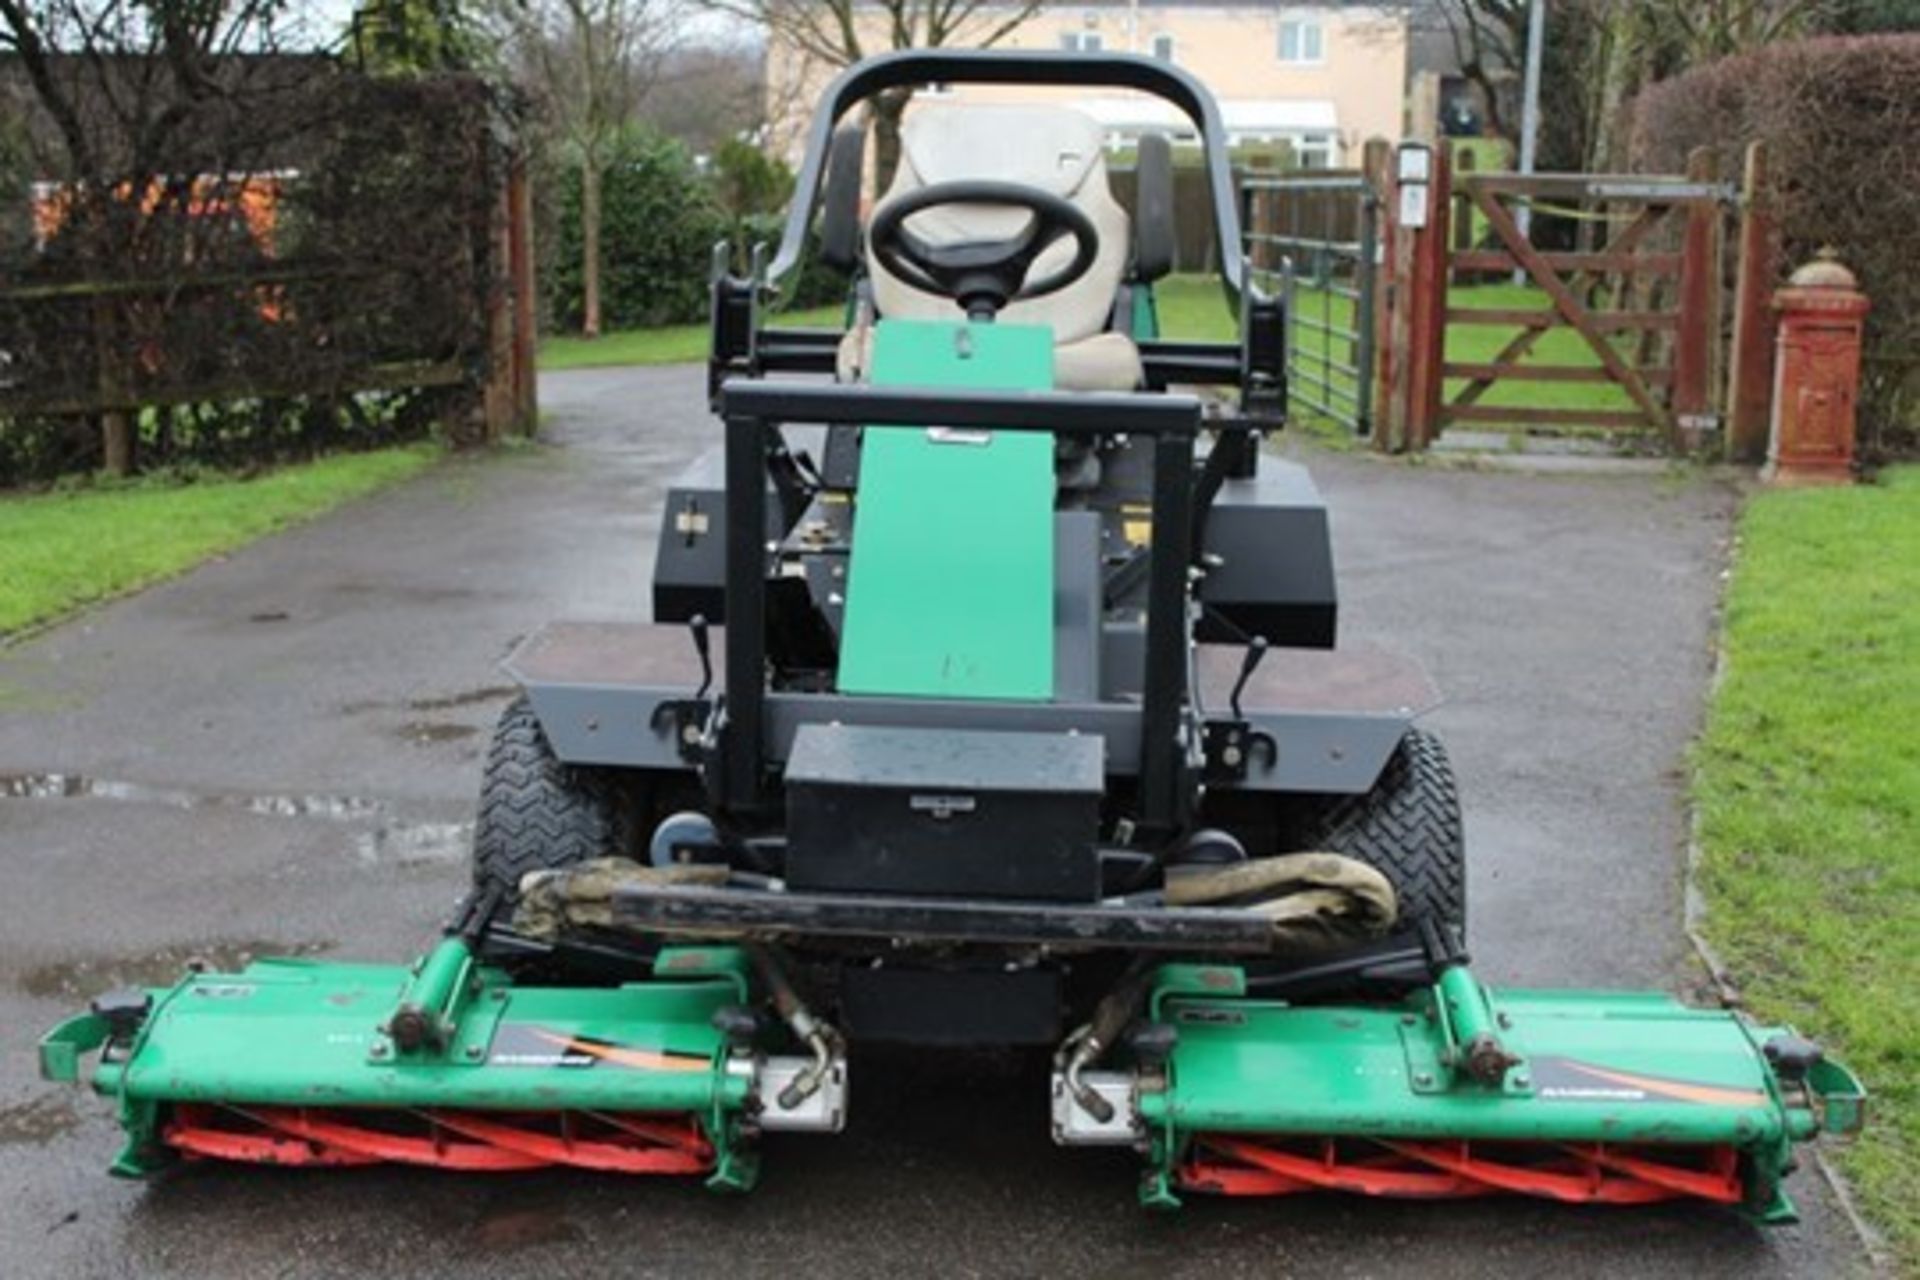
[[0, 1094, 81, 1147], [1, 773, 472, 867], [396, 721, 479, 744], [341, 685, 515, 716], [0, 772, 383, 821], [356, 821, 473, 866], [19, 939, 331, 999]]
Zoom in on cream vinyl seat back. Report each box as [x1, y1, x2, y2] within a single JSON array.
[[838, 102, 1143, 392]]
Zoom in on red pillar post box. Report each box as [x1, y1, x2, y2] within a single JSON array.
[[1765, 249, 1869, 486]]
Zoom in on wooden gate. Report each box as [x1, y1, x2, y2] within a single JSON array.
[[1377, 145, 1739, 453]]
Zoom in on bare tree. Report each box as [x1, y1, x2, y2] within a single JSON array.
[[1434, 0, 1826, 172], [698, 0, 1046, 190], [644, 42, 765, 156], [489, 0, 678, 337]]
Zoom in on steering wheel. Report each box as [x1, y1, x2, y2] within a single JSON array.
[[868, 180, 1099, 322]]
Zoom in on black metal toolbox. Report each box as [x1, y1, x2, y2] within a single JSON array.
[[783, 723, 1104, 901]]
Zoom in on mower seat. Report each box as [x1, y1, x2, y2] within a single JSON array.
[[838, 103, 1142, 392]]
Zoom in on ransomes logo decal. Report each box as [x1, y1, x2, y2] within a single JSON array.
[[486, 1024, 708, 1072], [1529, 1055, 1766, 1106]]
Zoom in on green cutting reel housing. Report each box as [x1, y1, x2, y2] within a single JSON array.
[[43, 51, 1863, 1219]]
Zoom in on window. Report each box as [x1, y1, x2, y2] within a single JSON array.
[[1292, 133, 1336, 169], [1059, 31, 1103, 52], [1151, 33, 1174, 61], [1278, 19, 1324, 64]]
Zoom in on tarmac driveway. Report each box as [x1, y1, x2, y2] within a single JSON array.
[[0, 365, 1867, 1277]]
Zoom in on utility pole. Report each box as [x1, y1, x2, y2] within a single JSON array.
[[1514, 0, 1546, 283]]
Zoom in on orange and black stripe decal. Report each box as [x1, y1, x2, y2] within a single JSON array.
[[1531, 1055, 1766, 1107], [529, 1030, 710, 1073]]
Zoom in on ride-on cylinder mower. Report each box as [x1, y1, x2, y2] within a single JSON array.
[[42, 50, 1863, 1222]]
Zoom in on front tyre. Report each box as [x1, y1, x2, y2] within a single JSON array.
[[1303, 729, 1466, 937], [471, 695, 640, 905]]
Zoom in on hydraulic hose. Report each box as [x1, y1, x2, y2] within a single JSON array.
[[747, 945, 839, 1111], [1164, 852, 1397, 950], [1059, 961, 1155, 1123]]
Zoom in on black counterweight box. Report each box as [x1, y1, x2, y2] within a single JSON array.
[[783, 723, 1104, 901]]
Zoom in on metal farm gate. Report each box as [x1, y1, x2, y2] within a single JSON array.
[[1242, 171, 1381, 436]]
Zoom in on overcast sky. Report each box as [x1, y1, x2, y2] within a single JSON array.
[[300, 0, 751, 50]]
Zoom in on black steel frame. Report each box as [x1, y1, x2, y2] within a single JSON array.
[[716, 379, 1202, 836], [610, 882, 1274, 953], [767, 49, 1250, 303], [709, 49, 1286, 418]]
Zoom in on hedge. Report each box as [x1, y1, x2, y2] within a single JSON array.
[[548, 132, 729, 332], [545, 131, 848, 335], [1631, 36, 1920, 454]]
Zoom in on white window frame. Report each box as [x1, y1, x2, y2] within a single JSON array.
[[1290, 132, 1336, 169], [1278, 17, 1325, 65]]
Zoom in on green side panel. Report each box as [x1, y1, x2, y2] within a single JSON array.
[[838, 318, 1057, 701], [1146, 986, 1799, 1148], [89, 958, 748, 1116], [1130, 283, 1161, 341]]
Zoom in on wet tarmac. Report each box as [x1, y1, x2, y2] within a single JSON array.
[[0, 365, 1870, 1277]]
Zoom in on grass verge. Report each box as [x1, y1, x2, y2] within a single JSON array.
[[1693, 467, 1919, 1264], [0, 445, 439, 636]]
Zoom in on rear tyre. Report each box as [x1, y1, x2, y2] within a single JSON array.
[[472, 695, 640, 904], [1303, 729, 1466, 937]]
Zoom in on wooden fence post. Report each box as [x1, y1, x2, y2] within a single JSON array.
[[1363, 138, 1393, 447], [94, 304, 133, 475], [1725, 140, 1779, 462], [508, 154, 538, 436], [1245, 155, 1276, 278], [1404, 144, 1451, 450], [1379, 147, 1409, 452], [1672, 146, 1722, 450], [482, 163, 516, 444]]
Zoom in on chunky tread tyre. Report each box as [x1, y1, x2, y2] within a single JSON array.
[[472, 696, 639, 901], [1304, 729, 1466, 935]]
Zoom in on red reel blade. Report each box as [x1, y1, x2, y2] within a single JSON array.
[[1180, 1134, 1746, 1207], [163, 1105, 715, 1175]]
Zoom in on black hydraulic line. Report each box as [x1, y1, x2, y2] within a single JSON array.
[[1239, 934, 1436, 999]]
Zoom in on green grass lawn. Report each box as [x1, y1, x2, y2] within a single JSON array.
[[539, 303, 846, 372], [543, 274, 1621, 433], [1155, 274, 1622, 436], [1693, 468, 1920, 1264], [0, 446, 439, 636]]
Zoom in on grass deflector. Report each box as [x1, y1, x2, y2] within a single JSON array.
[[44, 50, 1862, 1222]]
